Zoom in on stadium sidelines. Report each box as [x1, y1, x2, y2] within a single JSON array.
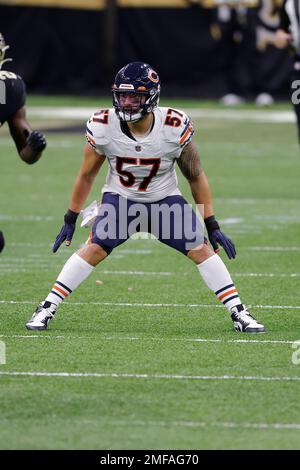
[[0, 371, 300, 382], [27, 107, 297, 123]]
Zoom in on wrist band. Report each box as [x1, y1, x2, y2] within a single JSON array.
[[64, 209, 79, 224], [204, 215, 220, 232]]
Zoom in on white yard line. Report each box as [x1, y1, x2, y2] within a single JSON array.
[[117, 249, 153, 254], [6, 244, 153, 253], [0, 215, 56, 222], [231, 273, 300, 278], [0, 268, 172, 274], [5, 242, 300, 253], [185, 338, 298, 345], [27, 106, 296, 124], [0, 262, 52, 266], [0, 370, 300, 382], [8, 243, 52, 247], [0, 335, 66, 339], [215, 197, 300, 204], [0, 269, 52, 273], [0, 334, 297, 345], [101, 270, 172, 276], [0, 300, 299, 310], [0, 266, 299, 278], [106, 419, 300, 431], [247, 246, 300, 252]]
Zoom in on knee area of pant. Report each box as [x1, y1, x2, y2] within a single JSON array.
[[187, 243, 214, 264], [89, 243, 108, 257]]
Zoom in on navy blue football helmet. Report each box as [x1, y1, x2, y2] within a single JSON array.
[[112, 62, 160, 122]]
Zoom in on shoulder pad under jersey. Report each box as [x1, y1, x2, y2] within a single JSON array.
[[86, 109, 111, 153], [162, 107, 194, 148]]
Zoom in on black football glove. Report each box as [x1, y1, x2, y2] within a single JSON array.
[[27, 130, 47, 154], [205, 215, 236, 260], [52, 209, 79, 253], [0, 231, 5, 253]]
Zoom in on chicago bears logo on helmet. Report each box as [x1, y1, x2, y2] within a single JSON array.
[[147, 69, 159, 84]]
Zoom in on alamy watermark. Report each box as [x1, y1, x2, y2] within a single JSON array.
[[94, 199, 205, 251], [0, 340, 6, 364], [291, 341, 300, 365]]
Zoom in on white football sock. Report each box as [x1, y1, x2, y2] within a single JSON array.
[[45, 253, 94, 306], [197, 254, 242, 312]]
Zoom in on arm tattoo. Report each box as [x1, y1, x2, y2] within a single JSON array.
[[177, 142, 202, 181]]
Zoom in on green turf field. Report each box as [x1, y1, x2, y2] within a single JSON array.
[[0, 98, 300, 450]]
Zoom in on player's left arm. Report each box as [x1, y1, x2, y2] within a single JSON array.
[[177, 141, 213, 219], [7, 106, 47, 164], [177, 142, 236, 259]]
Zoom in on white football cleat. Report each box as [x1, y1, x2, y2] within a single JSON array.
[[25, 301, 57, 331], [230, 304, 265, 333]]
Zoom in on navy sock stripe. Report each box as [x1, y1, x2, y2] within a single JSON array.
[[51, 290, 64, 301], [215, 283, 234, 296], [55, 281, 72, 294], [223, 295, 239, 305]]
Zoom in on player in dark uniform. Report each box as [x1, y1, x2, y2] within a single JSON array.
[[275, 1, 300, 142], [0, 32, 47, 253]]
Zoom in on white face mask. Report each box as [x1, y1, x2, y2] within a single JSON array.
[[117, 93, 147, 122]]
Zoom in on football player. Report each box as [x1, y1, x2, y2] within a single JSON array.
[[26, 62, 265, 333], [275, 1, 300, 142], [0, 32, 47, 253]]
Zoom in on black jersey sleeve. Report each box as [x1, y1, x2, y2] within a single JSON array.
[[0, 71, 26, 125]]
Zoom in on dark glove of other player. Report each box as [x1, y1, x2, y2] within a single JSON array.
[[27, 131, 47, 154], [0, 231, 5, 253], [52, 209, 79, 253], [205, 216, 236, 260]]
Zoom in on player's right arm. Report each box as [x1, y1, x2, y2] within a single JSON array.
[[69, 143, 106, 212], [1, 72, 46, 163], [52, 143, 106, 253], [8, 105, 47, 164]]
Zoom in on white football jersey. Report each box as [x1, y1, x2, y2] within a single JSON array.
[[86, 107, 194, 202]]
